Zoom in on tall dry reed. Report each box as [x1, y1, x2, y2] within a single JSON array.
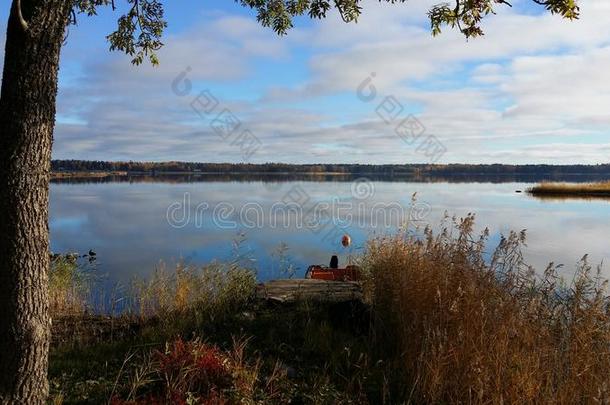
[[130, 261, 256, 321], [363, 214, 610, 404], [49, 256, 93, 316]]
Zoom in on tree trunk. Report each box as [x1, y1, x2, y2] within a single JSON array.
[[0, 1, 70, 403]]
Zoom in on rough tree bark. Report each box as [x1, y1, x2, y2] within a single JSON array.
[[0, 0, 70, 403]]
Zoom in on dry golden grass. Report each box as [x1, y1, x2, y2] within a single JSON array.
[[362, 214, 610, 404], [129, 261, 257, 320], [529, 181, 610, 197], [49, 256, 92, 316]]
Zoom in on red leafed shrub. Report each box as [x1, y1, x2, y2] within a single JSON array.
[[110, 394, 173, 405], [153, 338, 231, 401], [111, 390, 225, 405], [111, 338, 233, 404]]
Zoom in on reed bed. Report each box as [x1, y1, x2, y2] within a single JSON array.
[[49, 256, 93, 316], [129, 261, 256, 320], [362, 214, 610, 404], [529, 181, 610, 197]]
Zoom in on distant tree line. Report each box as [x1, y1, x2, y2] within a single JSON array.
[[51, 160, 610, 176], [420, 163, 610, 176], [51, 160, 417, 174]]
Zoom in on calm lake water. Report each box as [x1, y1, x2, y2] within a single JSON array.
[[49, 176, 610, 287]]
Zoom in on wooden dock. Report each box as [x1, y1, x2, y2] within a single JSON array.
[[256, 279, 363, 304]]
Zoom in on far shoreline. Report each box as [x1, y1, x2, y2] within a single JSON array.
[[51, 169, 610, 185]]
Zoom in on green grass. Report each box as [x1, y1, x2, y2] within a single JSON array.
[[49, 341, 135, 404], [49, 302, 378, 404]]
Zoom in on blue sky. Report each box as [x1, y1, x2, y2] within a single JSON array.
[[1, 0, 609, 164]]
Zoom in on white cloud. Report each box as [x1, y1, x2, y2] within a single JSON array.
[[3, 0, 604, 164]]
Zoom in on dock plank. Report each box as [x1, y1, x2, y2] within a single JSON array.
[[257, 279, 363, 303]]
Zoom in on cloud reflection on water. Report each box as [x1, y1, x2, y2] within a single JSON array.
[[49, 178, 610, 285]]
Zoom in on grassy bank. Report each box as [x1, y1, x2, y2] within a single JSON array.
[[49, 216, 610, 404], [528, 181, 610, 198]]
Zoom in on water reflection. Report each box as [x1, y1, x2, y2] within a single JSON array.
[[49, 176, 610, 286], [528, 193, 610, 202], [51, 172, 610, 185]]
